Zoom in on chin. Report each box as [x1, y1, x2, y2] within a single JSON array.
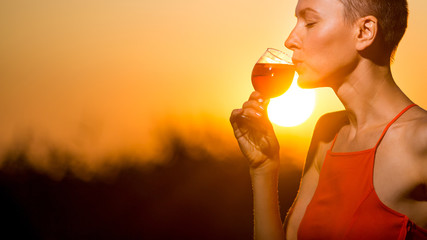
[[297, 76, 320, 89], [297, 73, 331, 89]]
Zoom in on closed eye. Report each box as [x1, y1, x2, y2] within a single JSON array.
[[305, 22, 316, 28]]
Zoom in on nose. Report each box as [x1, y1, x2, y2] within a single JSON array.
[[284, 27, 300, 51]]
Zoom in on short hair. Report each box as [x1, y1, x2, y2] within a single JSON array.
[[338, 0, 408, 59]]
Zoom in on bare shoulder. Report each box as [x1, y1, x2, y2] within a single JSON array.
[[312, 110, 348, 141], [403, 106, 427, 157], [305, 111, 349, 173], [397, 106, 427, 185]]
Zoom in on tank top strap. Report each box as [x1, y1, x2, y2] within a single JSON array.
[[374, 103, 417, 148], [329, 132, 339, 151]]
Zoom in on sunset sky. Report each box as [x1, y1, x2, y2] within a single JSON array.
[[1, 0, 427, 175]]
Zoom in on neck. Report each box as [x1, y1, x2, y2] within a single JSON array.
[[332, 59, 412, 131]]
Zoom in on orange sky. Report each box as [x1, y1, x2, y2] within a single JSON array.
[[1, 0, 426, 174]]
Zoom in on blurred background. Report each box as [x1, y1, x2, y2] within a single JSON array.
[[1, 0, 426, 239]]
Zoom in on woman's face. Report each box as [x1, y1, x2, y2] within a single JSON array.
[[285, 0, 358, 89]]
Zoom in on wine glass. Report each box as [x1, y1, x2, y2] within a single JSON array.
[[251, 48, 295, 98]]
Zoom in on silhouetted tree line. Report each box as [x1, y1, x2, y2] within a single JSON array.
[[0, 133, 302, 239]]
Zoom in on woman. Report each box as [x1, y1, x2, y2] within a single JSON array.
[[230, 0, 427, 239]]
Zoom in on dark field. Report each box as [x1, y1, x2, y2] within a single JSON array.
[[0, 136, 302, 240]]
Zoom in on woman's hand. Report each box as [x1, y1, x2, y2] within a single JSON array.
[[230, 91, 280, 170]]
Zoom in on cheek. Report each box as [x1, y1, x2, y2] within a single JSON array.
[[304, 24, 355, 74], [298, 26, 356, 87]]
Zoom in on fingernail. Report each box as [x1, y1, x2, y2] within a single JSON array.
[[259, 105, 265, 111], [258, 98, 264, 103], [255, 112, 262, 117]]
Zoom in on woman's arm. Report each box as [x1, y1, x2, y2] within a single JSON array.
[[230, 91, 283, 239], [250, 159, 284, 240]]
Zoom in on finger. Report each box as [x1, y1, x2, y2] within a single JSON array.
[[241, 104, 274, 129], [249, 90, 274, 101], [230, 107, 262, 130], [242, 100, 266, 113], [249, 91, 263, 101], [248, 91, 271, 107], [230, 108, 244, 125], [230, 109, 258, 139], [242, 108, 263, 119], [242, 99, 262, 108]]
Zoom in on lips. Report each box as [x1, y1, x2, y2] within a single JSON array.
[[291, 58, 303, 65], [291, 58, 303, 73]]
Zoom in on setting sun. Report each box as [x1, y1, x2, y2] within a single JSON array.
[[267, 73, 316, 127]]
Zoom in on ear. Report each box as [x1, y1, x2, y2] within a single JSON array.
[[355, 16, 378, 51]]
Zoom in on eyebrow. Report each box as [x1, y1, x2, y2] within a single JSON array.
[[295, 7, 319, 18]]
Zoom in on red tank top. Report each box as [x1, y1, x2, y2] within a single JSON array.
[[298, 104, 427, 240]]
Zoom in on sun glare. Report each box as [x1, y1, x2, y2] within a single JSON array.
[[267, 73, 316, 127]]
